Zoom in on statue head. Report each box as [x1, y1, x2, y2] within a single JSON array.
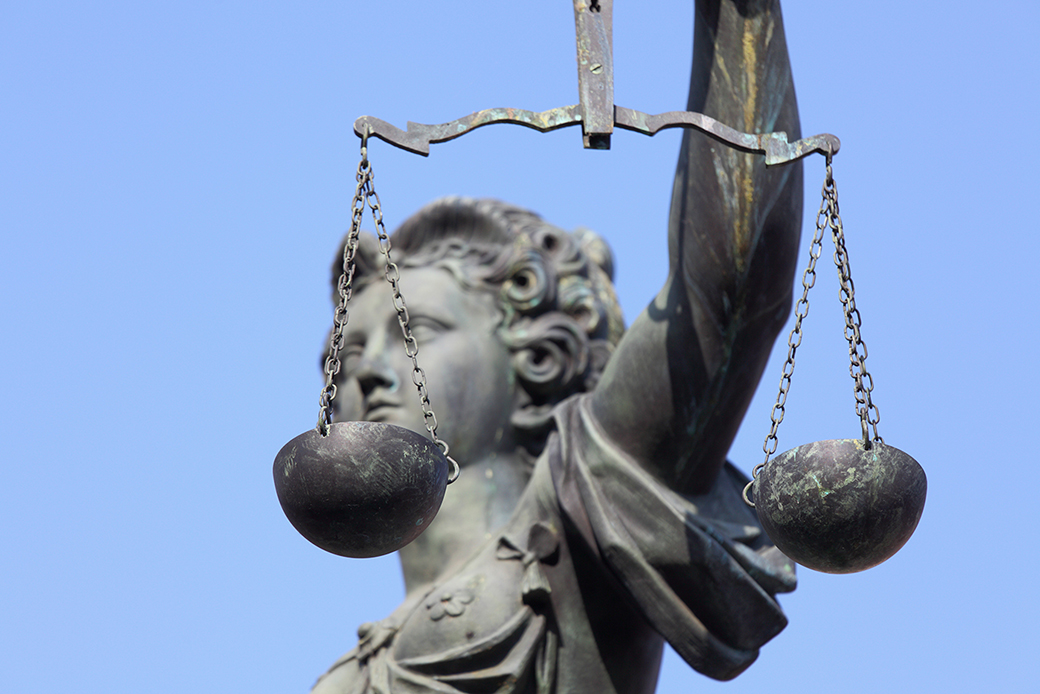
[[327, 197, 623, 467]]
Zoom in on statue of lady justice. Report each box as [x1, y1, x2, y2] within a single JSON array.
[[310, 0, 803, 691]]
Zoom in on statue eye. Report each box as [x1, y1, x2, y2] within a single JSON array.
[[340, 343, 364, 375], [409, 316, 449, 342]]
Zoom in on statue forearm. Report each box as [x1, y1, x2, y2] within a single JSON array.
[[591, 0, 803, 494], [664, 0, 803, 487], [687, 0, 801, 144], [671, 0, 802, 323]]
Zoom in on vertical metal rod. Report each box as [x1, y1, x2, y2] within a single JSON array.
[[573, 0, 614, 149]]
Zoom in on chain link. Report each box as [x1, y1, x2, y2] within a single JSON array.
[[316, 128, 459, 484], [743, 156, 881, 508]]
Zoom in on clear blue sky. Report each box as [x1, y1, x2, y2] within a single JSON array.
[[2, 1, 1038, 692]]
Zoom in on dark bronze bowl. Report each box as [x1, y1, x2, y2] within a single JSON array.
[[753, 439, 926, 574], [273, 421, 449, 558]]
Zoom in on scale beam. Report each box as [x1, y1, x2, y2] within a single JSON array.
[[352, 0, 840, 166], [354, 108, 839, 166]]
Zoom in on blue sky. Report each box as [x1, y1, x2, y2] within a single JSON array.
[[2, 1, 1038, 692]]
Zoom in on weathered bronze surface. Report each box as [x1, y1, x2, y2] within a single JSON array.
[[288, 1, 905, 692], [274, 422, 448, 558], [753, 440, 927, 574]]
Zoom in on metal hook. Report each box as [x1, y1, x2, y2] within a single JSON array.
[[446, 455, 460, 484], [860, 412, 872, 450], [359, 123, 372, 165], [742, 478, 756, 508]]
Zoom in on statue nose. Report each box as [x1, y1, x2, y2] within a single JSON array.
[[355, 353, 400, 395]]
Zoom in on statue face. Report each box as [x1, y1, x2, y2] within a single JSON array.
[[334, 265, 518, 464]]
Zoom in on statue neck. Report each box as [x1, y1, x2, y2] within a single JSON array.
[[397, 451, 529, 595]]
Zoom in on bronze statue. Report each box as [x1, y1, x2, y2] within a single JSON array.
[[310, 0, 803, 690]]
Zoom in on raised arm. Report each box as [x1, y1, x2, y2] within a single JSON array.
[[590, 0, 803, 495]]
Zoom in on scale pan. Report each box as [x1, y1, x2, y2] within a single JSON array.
[[753, 439, 926, 574], [273, 421, 449, 558]]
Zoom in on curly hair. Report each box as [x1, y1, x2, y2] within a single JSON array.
[[329, 197, 624, 457]]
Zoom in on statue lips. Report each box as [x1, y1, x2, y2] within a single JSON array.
[[363, 396, 402, 423]]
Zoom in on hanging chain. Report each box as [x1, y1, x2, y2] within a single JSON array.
[[742, 169, 828, 507], [363, 146, 459, 483], [743, 155, 880, 508], [316, 128, 459, 484], [825, 160, 883, 448], [317, 145, 367, 436]]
